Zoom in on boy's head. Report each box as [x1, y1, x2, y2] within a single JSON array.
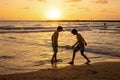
[[57, 26, 63, 32], [71, 29, 78, 35]]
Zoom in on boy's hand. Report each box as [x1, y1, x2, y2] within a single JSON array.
[[71, 46, 74, 49]]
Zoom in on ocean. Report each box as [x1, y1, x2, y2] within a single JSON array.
[[0, 21, 120, 74]]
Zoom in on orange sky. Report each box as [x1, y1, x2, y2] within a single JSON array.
[[0, 0, 120, 20]]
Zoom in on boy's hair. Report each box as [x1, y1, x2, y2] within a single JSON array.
[[71, 29, 77, 34], [57, 26, 63, 30]]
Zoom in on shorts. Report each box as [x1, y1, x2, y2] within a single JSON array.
[[52, 43, 58, 53], [73, 43, 85, 52]]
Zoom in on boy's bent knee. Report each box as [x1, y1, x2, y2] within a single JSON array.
[[80, 51, 85, 56], [80, 49, 84, 53], [73, 50, 77, 53], [54, 50, 58, 53]]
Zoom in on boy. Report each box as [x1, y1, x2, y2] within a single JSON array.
[[51, 26, 63, 63], [69, 29, 90, 65]]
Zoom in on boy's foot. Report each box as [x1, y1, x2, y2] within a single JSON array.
[[55, 59, 63, 62], [68, 61, 74, 65], [85, 61, 90, 64], [51, 60, 55, 64], [55, 59, 59, 62]]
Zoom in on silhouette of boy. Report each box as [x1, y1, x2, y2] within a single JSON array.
[[51, 26, 63, 63], [69, 29, 90, 65]]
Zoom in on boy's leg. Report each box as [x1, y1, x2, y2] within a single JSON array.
[[80, 50, 90, 64], [54, 52, 57, 61], [69, 50, 76, 65], [51, 44, 58, 63], [51, 52, 57, 61], [51, 49, 58, 61], [54, 46, 58, 61], [51, 53, 55, 63]]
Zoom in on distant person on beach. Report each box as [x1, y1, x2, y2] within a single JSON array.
[[51, 26, 63, 63], [103, 23, 107, 29], [69, 29, 90, 65]]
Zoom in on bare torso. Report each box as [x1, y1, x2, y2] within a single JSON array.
[[51, 31, 59, 45], [76, 33, 86, 44]]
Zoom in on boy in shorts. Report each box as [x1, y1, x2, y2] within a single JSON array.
[[69, 29, 90, 65], [51, 26, 63, 63]]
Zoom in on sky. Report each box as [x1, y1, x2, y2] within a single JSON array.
[[0, 0, 120, 20]]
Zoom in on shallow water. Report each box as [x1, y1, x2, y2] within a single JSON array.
[[0, 21, 120, 74]]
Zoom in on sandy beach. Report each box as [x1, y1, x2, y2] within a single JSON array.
[[0, 53, 120, 80]]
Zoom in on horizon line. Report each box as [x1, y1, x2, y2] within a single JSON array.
[[0, 20, 120, 22]]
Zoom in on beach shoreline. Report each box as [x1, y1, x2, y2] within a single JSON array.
[[0, 52, 120, 80], [0, 61, 120, 80]]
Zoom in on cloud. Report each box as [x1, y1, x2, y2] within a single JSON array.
[[79, 8, 90, 11], [64, 4, 79, 7], [22, 7, 30, 10], [27, 0, 46, 2], [4, 3, 8, 5], [100, 8, 113, 13], [37, 0, 46, 2], [91, 0, 108, 4], [65, 0, 82, 2]]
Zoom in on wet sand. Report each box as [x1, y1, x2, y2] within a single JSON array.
[[0, 60, 120, 80]]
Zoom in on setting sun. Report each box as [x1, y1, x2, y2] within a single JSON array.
[[47, 8, 61, 20]]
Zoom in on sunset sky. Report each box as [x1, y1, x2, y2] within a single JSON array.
[[0, 0, 120, 20]]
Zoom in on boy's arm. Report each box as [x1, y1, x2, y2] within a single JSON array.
[[77, 34, 87, 46], [71, 41, 78, 49], [81, 36, 87, 46]]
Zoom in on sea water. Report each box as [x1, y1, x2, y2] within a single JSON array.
[[0, 21, 120, 74]]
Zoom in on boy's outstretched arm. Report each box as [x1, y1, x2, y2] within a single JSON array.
[[71, 41, 78, 49]]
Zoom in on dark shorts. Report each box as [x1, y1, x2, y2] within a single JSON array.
[[73, 43, 85, 52], [52, 43, 58, 53]]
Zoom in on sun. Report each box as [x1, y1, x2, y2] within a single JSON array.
[[47, 8, 61, 20]]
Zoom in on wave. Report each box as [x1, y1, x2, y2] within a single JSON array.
[[86, 48, 120, 57], [0, 25, 44, 30], [0, 23, 119, 33], [0, 55, 15, 59], [58, 45, 120, 57], [0, 26, 92, 33]]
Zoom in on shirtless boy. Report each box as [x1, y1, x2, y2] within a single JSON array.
[[69, 29, 90, 65], [51, 26, 63, 63]]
